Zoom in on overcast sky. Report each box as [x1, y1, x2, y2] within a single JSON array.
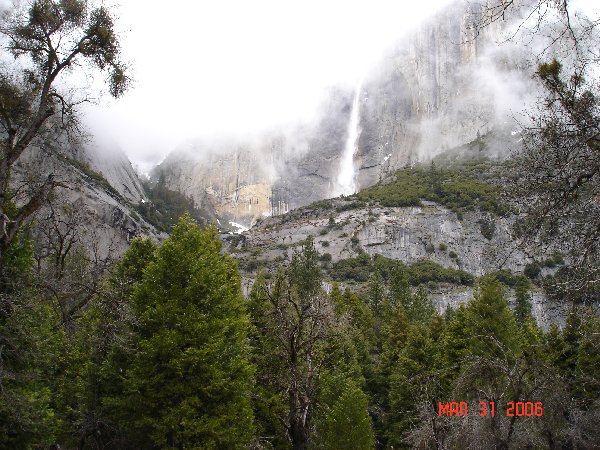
[[82, 0, 462, 173], [2, 0, 596, 173]]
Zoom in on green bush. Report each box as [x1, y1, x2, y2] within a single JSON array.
[[524, 261, 542, 279], [320, 253, 332, 262], [479, 218, 496, 240], [542, 252, 565, 268], [357, 163, 506, 216], [488, 269, 526, 288], [408, 259, 474, 286], [330, 253, 372, 282], [329, 254, 473, 286]]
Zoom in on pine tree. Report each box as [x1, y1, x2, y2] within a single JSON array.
[[576, 311, 600, 402], [367, 269, 385, 319], [72, 237, 158, 448], [248, 270, 289, 449], [466, 276, 520, 359], [115, 216, 254, 448], [387, 323, 436, 448], [436, 304, 470, 396], [388, 264, 410, 311], [514, 276, 533, 324], [316, 375, 375, 450], [248, 238, 337, 449]]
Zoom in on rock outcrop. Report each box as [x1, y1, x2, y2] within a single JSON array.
[[237, 199, 528, 276], [15, 137, 160, 258], [228, 195, 571, 326], [154, 87, 355, 228]]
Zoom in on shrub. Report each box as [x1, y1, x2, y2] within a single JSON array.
[[408, 259, 474, 286], [524, 261, 542, 279], [320, 253, 332, 262], [488, 269, 524, 288], [356, 163, 506, 216], [479, 218, 496, 240], [439, 243, 447, 251], [330, 254, 474, 287]]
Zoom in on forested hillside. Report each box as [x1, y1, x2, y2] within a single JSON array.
[[3, 215, 599, 448]]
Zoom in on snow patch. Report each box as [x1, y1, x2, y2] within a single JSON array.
[[229, 221, 249, 234]]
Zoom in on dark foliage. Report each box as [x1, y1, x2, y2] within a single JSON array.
[[329, 253, 474, 286], [136, 179, 206, 232], [357, 162, 507, 216]]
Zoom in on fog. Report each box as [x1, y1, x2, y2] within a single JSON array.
[[2, 0, 598, 176], [81, 0, 458, 174]]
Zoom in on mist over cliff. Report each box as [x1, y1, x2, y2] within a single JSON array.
[[151, 0, 563, 228]]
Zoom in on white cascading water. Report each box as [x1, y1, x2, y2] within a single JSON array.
[[333, 84, 361, 197]]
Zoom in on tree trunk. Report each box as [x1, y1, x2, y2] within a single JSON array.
[[289, 389, 309, 450]]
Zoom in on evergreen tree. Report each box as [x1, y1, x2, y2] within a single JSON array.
[[0, 231, 67, 448], [387, 323, 437, 448], [68, 237, 159, 448], [576, 311, 600, 402], [248, 270, 290, 449], [514, 276, 533, 324], [367, 269, 385, 319], [436, 304, 471, 396], [249, 239, 377, 449], [114, 216, 254, 448], [466, 276, 520, 359], [0, 296, 66, 448], [248, 239, 333, 449], [388, 264, 410, 311], [316, 375, 375, 450]]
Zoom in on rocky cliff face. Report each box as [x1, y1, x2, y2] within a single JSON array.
[[156, 0, 535, 226], [156, 138, 274, 229], [238, 199, 528, 276], [355, 2, 533, 188], [16, 138, 160, 258], [228, 195, 569, 326], [82, 138, 147, 204], [154, 86, 355, 228]]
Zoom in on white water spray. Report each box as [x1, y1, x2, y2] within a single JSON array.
[[333, 83, 362, 197]]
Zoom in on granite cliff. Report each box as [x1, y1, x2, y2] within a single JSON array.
[[154, 0, 535, 228], [15, 138, 161, 258]]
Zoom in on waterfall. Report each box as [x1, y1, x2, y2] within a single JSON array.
[[333, 84, 361, 197]]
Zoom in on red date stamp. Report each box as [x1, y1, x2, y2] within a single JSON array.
[[438, 401, 544, 417]]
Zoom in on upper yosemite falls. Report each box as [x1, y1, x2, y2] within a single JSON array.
[[153, 2, 531, 230], [3, 0, 600, 448]]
